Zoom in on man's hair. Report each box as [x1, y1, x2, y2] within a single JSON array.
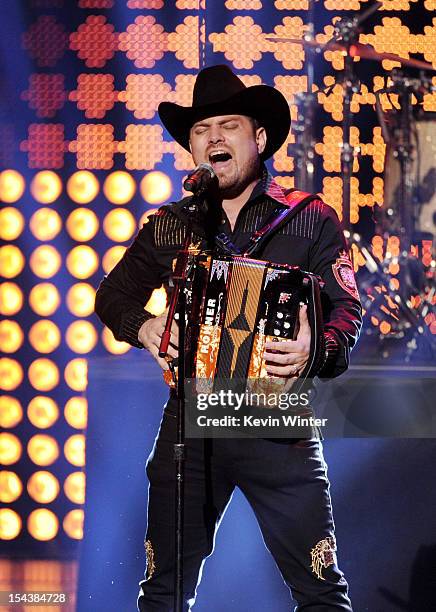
[[250, 118, 261, 133]]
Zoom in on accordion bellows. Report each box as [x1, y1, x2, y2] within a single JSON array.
[[183, 254, 323, 397]]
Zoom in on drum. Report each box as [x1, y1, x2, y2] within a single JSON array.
[[382, 115, 436, 239]]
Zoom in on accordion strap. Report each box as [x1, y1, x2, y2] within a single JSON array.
[[243, 190, 318, 257]]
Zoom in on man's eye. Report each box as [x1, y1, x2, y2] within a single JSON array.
[[194, 127, 207, 135], [224, 123, 238, 130]]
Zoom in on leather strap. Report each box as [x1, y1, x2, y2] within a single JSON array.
[[214, 189, 318, 257], [243, 189, 316, 257]]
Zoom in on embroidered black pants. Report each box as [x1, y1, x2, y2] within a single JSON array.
[[137, 405, 352, 611]]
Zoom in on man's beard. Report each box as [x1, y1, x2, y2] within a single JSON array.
[[216, 156, 261, 199]]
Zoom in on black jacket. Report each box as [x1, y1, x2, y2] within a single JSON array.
[[95, 171, 362, 378]]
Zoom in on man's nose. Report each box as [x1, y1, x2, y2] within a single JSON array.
[[208, 126, 224, 144]]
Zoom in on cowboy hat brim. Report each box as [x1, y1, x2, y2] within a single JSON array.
[[158, 85, 290, 161]]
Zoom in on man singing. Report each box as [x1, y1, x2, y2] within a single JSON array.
[[95, 64, 362, 611]]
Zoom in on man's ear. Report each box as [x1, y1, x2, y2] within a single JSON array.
[[256, 126, 267, 156]]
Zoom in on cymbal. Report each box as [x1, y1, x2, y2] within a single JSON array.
[[266, 36, 436, 72]]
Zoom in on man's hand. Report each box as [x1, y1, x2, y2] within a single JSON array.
[[138, 311, 179, 371], [264, 304, 311, 378]]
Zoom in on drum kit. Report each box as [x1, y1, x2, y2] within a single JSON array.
[[267, 1, 436, 363]]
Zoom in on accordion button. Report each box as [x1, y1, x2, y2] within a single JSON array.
[[274, 329, 280, 335], [284, 322, 290, 329], [277, 312, 283, 319]]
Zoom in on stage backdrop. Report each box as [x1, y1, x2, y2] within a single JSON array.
[[0, 0, 435, 557]]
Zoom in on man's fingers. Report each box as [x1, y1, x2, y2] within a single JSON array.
[[298, 303, 310, 332], [265, 364, 299, 377], [166, 344, 178, 359], [138, 310, 180, 372], [264, 350, 294, 365], [151, 335, 177, 358], [144, 331, 163, 351], [170, 331, 179, 349], [264, 340, 301, 354], [148, 344, 170, 371], [156, 318, 178, 347], [149, 337, 177, 360], [157, 356, 170, 370], [171, 322, 179, 342]]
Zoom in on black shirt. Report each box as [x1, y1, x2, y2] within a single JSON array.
[[95, 169, 362, 378]]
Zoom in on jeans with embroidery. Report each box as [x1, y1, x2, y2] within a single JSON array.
[[138, 403, 352, 611]]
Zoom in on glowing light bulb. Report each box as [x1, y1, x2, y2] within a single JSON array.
[[103, 209, 136, 242], [139, 208, 158, 228], [29, 208, 62, 240], [102, 246, 126, 274], [64, 397, 87, 429], [0, 358, 23, 391], [145, 286, 167, 316], [28, 320, 61, 354], [27, 471, 60, 503], [29, 245, 61, 279], [27, 508, 59, 541], [0, 396, 23, 428], [64, 471, 85, 504], [29, 283, 60, 316], [0, 283, 23, 315], [0, 207, 25, 240], [66, 246, 99, 279], [64, 434, 85, 467], [66, 283, 95, 317], [67, 170, 99, 204], [0, 471, 22, 503], [0, 508, 22, 540], [101, 327, 131, 355], [30, 171, 62, 204], [63, 509, 84, 539], [103, 171, 136, 205], [0, 320, 24, 353], [64, 358, 87, 392], [66, 208, 99, 242], [0, 169, 25, 203], [27, 396, 59, 428], [0, 432, 22, 465], [65, 320, 97, 354], [27, 434, 59, 466], [140, 171, 172, 205], [0, 245, 25, 279], [28, 358, 59, 391]]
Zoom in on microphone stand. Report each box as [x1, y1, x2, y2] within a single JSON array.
[[390, 72, 415, 252], [158, 200, 198, 612], [328, 1, 382, 231], [158, 175, 218, 612], [289, 0, 317, 193]]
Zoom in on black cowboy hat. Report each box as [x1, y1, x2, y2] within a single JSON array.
[[158, 65, 291, 161]]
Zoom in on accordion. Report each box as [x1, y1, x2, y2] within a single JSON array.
[[166, 253, 324, 396]]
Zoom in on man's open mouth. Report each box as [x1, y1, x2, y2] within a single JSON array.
[[208, 151, 232, 167]]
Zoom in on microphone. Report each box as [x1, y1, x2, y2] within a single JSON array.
[[183, 163, 217, 194]]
